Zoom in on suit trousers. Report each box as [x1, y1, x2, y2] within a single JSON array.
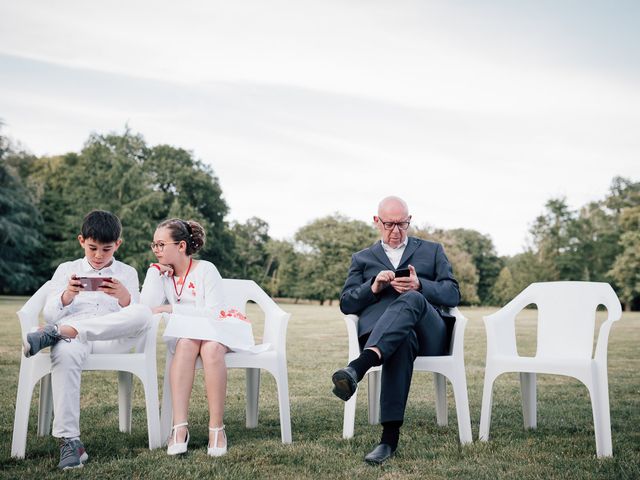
[[50, 304, 152, 438], [359, 291, 447, 423]]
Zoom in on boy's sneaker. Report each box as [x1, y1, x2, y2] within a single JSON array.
[[23, 324, 70, 357], [58, 438, 89, 470]]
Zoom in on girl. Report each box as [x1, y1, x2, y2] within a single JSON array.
[[141, 218, 253, 457]]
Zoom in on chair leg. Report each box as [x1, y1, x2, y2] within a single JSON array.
[[140, 361, 161, 449], [434, 373, 448, 427], [590, 368, 613, 457], [450, 370, 473, 444], [367, 370, 381, 425], [520, 372, 537, 430], [160, 354, 173, 445], [118, 371, 133, 433], [246, 368, 260, 429], [273, 363, 292, 444], [11, 364, 38, 458], [342, 389, 358, 439], [37, 374, 53, 436], [479, 371, 497, 441]]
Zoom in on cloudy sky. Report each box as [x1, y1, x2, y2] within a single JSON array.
[[1, 1, 638, 255]]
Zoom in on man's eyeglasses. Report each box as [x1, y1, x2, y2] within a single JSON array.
[[377, 218, 411, 231], [150, 241, 180, 252]]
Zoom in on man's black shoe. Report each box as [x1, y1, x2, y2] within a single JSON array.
[[331, 366, 358, 401], [364, 443, 395, 465]]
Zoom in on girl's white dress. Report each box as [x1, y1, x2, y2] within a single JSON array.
[[140, 260, 267, 353]]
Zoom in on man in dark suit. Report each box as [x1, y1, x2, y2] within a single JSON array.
[[332, 196, 460, 465]]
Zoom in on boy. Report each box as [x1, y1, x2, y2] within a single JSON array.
[[23, 210, 152, 470]]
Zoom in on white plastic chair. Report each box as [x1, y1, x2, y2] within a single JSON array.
[[342, 307, 472, 444], [160, 279, 292, 444], [478, 281, 622, 457], [11, 281, 162, 458]]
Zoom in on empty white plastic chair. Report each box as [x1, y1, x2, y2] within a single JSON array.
[[478, 281, 622, 457], [342, 307, 472, 444], [160, 279, 292, 444], [11, 281, 162, 458]]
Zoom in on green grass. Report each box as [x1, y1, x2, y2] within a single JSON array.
[[0, 297, 638, 479]]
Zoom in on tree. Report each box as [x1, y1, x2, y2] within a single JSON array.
[[23, 129, 233, 281], [264, 239, 302, 299], [609, 206, 640, 310], [449, 228, 503, 304], [229, 217, 271, 284], [294, 214, 378, 304], [0, 132, 43, 293], [491, 251, 549, 306], [412, 226, 480, 305]]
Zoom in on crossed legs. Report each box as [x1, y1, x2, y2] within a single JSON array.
[[168, 338, 229, 449]]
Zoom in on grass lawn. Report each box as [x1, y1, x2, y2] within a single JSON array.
[[0, 296, 638, 479]]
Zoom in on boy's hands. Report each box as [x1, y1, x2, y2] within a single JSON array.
[[61, 275, 83, 306], [152, 305, 173, 315], [98, 278, 131, 307]]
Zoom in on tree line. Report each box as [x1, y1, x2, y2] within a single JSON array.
[[1, 127, 638, 310]]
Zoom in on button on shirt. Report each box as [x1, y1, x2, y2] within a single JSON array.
[[381, 239, 408, 269], [43, 257, 140, 324]]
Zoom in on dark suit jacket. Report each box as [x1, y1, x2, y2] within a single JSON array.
[[339, 237, 460, 338]]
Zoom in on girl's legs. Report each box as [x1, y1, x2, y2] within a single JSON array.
[[169, 338, 202, 445], [200, 340, 229, 448]]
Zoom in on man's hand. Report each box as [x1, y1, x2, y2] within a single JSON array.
[[61, 275, 83, 306], [98, 278, 131, 307], [390, 264, 420, 294], [372, 270, 395, 294]]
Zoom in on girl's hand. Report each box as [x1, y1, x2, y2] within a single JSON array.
[[152, 305, 173, 315], [150, 263, 174, 276]]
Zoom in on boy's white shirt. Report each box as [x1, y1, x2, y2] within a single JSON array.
[[43, 257, 140, 325]]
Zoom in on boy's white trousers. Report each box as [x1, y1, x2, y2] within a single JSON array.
[[50, 304, 152, 439]]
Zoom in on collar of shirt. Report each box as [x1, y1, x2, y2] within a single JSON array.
[[380, 238, 408, 253], [81, 257, 118, 275]]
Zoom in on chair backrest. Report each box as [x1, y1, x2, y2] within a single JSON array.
[[221, 278, 285, 346], [523, 282, 621, 358], [17, 281, 52, 330]]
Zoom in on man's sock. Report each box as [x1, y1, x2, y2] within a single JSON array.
[[380, 420, 403, 451], [347, 349, 382, 381]]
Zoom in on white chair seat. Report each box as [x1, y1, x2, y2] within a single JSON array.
[[341, 307, 472, 444], [11, 281, 162, 459], [159, 279, 292, 444]]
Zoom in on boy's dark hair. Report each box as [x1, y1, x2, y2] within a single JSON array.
[[81, 210, 122, 243]]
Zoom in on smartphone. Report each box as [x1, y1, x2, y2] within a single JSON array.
[[394, 268, 411, 278], [76, 276, 113, 291]]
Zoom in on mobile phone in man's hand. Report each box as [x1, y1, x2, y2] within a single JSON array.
[[394, 267, 411, 278]]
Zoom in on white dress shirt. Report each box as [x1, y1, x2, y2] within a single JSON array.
[[381, 239, 408, 269], [43, 257, 140, 324]]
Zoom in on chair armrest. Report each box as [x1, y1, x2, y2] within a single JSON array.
[[483, 285, 537, 357], [449, 307, 468, 358], [140, 313, 162, 354], [594, 291, 622, 363], [263, 310, 291, 353], [343, 315, 361, 362]]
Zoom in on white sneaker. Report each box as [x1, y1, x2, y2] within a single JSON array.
[[167, 422, 189, 455], [207, 425, 227, 457]]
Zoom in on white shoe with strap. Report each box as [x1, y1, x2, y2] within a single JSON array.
[[167, 422, 189, 455], [207, 425, 227, 457]]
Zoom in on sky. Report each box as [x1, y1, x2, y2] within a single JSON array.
[[1, 0, 639, 256]]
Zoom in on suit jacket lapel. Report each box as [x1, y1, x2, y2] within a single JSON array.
[[397, 237, 420, 268], [370, 241, 395, 271]]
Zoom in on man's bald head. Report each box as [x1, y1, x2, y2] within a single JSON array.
[[377, 196, 409, 218], [374, 196, 412, 248]]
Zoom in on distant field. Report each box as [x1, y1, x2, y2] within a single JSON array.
[[0, 297, 638, 479]]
